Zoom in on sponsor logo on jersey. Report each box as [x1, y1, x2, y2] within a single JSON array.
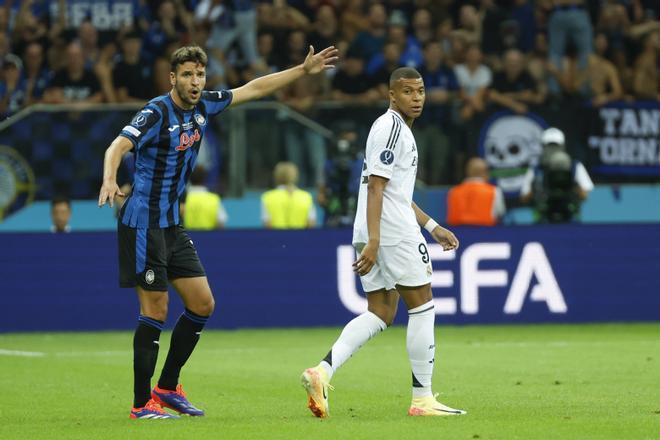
[[168, 125, 179, 132], [176, 129, 201, 151]]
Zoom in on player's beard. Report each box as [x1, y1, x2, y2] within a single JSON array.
[[174, 82, 200, 108]]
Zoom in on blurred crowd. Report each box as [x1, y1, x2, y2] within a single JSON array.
[[1, 0, 659, 195], [1, 0, 658, 115]]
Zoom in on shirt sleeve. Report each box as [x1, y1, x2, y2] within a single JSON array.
[[202, 90, 233, 116], [574, 162, 594, 192], [519, 167, 535, 197], [119, 104, 162, 150], [366, 116, 403, 180], [492, 187, 506, 219]]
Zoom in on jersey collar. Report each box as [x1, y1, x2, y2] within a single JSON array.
[[387, 108, 405, 125]]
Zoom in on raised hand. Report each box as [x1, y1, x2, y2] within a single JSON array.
[[303, 45, 339, 75]]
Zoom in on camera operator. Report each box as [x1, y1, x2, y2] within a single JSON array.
[[318, 125, 364, 227], [520, 127, 594, 223]]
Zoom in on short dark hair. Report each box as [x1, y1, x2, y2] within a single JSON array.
[[51, 195, 71, 209], [389, 67, 422, 88], [190, 166, 208, 186], [170, 46, 207, 73]]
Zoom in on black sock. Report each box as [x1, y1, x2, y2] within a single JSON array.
[[133, 316, 164, 408], [158, 308, 208, 391]]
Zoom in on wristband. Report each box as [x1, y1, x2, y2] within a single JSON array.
[[424, 218, 439, 233]]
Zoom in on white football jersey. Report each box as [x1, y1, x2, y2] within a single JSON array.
[[353, 109, 424, 246]]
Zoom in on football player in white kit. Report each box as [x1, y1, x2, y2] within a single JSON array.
[[301, 67, 466, 418]]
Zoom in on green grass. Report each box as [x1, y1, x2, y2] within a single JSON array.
[[1, 324, 659, 439]]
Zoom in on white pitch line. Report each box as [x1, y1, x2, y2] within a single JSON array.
[[0, 349, 45, 357]]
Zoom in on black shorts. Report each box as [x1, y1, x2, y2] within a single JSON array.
[[118, 222, 206, 291]]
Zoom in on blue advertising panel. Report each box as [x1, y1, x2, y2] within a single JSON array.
[[0, 225, 659, 332]]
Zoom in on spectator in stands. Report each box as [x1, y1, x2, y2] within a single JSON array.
[[21, 42, 51, 105], [456, 4, 481, 44], [368, 41, 404, 98], [348, 3, 387, 63], [331, 47, 378, 103], [417, 40, 459, 185], [411, 8, 435, 50], [43, 42, 103, 104], [113, 30, 154, 102], [279, 31, 328, 188], [78, 20, 100, 69], [197, 0, 260, 71], [257, 0, 310, 32], [511, 0, 536, 53], [182, 166, 228, 230], [383, 11, 423, 69], [526, 34, 551, 102], [549, 37, 623, 106], [632, 30, 660, 100], [544, 0, 593, 93], [0, 54, 25, 117], [489, 48, 544, 114], [340, 0, 370, 43], [11, 0, 48, 57], [152, 39, 182, 95], [447, 157, 505, 226], [144, 0, 192, 59], [520, 127, 594, 223], [281, 30, 308, 70], [50, 195, 72, 233], [454, 43, 491, 120], [261, 162, 317, 229], [308, 5, 340, 54]]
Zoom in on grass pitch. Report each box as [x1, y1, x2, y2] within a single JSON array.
[[1, 324, 658, 440]]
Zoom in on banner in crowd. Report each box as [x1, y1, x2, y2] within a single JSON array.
[[477, 111, 549, 196], [1, 226, 658, 332], [587, 102, 660, 177]]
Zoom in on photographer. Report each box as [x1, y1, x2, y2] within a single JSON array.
[[520, 127, 594, 223], [318, 124, 364, 227]]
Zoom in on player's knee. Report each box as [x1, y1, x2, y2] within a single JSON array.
[[368, 306, 395, 327], [190, 297, 215, 317], [144, 303, 168, 322]]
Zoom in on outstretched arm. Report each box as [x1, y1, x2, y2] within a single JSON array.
[[98, 136, 133, 207], [412, 201, 459, 251], [229, 45, 338, 106]]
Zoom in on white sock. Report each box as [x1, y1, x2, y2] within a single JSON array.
[[319, 311, 387, 380], [407, 300, 435, 399]]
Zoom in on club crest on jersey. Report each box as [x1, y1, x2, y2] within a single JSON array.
[[380, 150, 394, 165], [194, 114, 206, 126], [145, 269, 155, 285], [176, 129, 201, 151]]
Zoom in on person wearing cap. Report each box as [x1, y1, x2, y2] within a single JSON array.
[[0, 54, 26, 117], [520, 127, 594, 222]]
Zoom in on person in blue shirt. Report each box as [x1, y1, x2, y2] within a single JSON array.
[[98, 44, 337, 420]]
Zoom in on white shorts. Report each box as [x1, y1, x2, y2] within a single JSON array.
[[355, 240, 433, 292]]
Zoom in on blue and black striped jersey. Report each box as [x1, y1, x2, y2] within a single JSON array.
[[118, 90, 233, 228]]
